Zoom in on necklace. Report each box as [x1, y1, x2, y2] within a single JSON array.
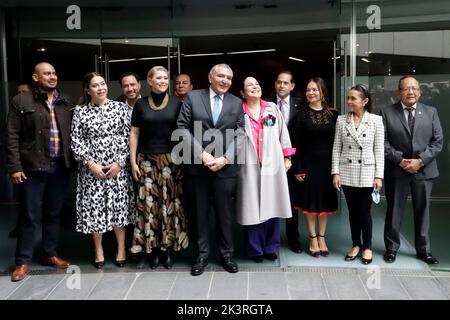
[[148, 93, 169, 111]]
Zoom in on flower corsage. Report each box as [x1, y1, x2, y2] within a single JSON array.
[[261, 107, 276, 127]]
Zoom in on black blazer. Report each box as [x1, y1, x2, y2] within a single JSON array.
[[177, 88, 244, 178], [269, 94, 302, 126]]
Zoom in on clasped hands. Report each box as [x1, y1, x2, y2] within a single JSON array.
[[202, 151, 228, 172], [400, 158, 422, 174], [88, 160, 121, 179]]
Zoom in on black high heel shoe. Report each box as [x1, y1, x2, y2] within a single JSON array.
[[115, 259, 127, 268], [309, 235, 320, 258], [94, 260, 105, 269], [318, 234, 330, 257], [149, 250, 160, 269], [115, 251, 127, 268], [161, 248, 174, 269]]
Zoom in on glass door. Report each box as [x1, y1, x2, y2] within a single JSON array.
[[100, 38, 180, 99], [14, 37, 102, 100]]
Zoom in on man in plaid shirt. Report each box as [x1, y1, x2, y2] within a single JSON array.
[[7, 62, 74, 282]]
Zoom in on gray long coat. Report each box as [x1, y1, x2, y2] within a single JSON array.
[[236, 102, 293, 226]]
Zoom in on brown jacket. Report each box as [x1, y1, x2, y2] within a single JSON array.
[[7, 90, 74, 173]]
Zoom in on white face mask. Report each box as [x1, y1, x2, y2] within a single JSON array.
[[372, 190, 380, 204]]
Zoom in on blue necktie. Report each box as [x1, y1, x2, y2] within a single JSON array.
[[212, 95, 221, 125]]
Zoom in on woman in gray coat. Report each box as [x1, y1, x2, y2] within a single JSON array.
[[236, 76, 295, 262], [331, 85, 384, 265]]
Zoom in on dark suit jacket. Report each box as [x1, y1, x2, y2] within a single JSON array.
[[177, 88, 244, 178], [269, 94, 302, 127], [380, 101, 443, 180]]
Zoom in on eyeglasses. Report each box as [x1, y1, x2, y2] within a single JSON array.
[[399, 86, 420, 92], [306, 88, 319, 93]]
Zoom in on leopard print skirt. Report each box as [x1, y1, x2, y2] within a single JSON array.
[[130, 153, 189, 253]]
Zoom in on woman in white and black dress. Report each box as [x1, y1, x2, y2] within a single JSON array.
[[71, 72, 135, 269]]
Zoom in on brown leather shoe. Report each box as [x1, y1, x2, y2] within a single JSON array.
[[41, 256, 70, 269], [11, 264, 29, 282]]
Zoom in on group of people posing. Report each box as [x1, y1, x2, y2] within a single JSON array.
[[7, 61, 443, 282]]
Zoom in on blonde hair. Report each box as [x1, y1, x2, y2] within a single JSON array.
[[147, 66, 169, 79]]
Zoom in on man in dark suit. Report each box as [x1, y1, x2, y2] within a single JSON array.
[[381, 75, 443, 264], [270, 71, 303, 253], [177, 63, 244, 276]]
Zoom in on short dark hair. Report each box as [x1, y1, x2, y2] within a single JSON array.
[[350, 84, 372, 113], [398, 75, 418, 90], [278, 71, 295, 84], [119, 71, 140, 87]]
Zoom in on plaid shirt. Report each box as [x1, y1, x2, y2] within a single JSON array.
[[47, 90, 63, 158]]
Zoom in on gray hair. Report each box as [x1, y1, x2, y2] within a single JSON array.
[[209, 63, 233, 77]]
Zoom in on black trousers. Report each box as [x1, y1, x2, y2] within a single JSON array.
[[285, 209, 300, 245], [285, 174, 299, 244], [15, 158, 70, 265], [342, 186, 373, 250], [185, 174, 237, 259]]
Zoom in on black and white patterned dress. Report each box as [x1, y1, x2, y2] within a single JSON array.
[[71, 100, 135, 234]]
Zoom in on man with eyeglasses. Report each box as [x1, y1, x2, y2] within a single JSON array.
[[381, 75, 443, 265]]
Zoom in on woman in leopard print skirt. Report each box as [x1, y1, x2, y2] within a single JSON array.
[[129, 66, 188, 269]]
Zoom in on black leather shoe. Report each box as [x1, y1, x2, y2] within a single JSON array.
[[417, 253, 439, 264], [149, 251, 160, 269], [383, 250, 397, 263], [221, 256, 238, 273], [288, 242, 303, 254], [161, 249, 174, 269], [264, 253, 278, 261], [191, 258, 208, 276]]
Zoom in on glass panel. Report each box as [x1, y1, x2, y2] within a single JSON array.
[[9, 38, 101, 101], [350, 0, 450, 198], [101, 38, 177, 98]]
